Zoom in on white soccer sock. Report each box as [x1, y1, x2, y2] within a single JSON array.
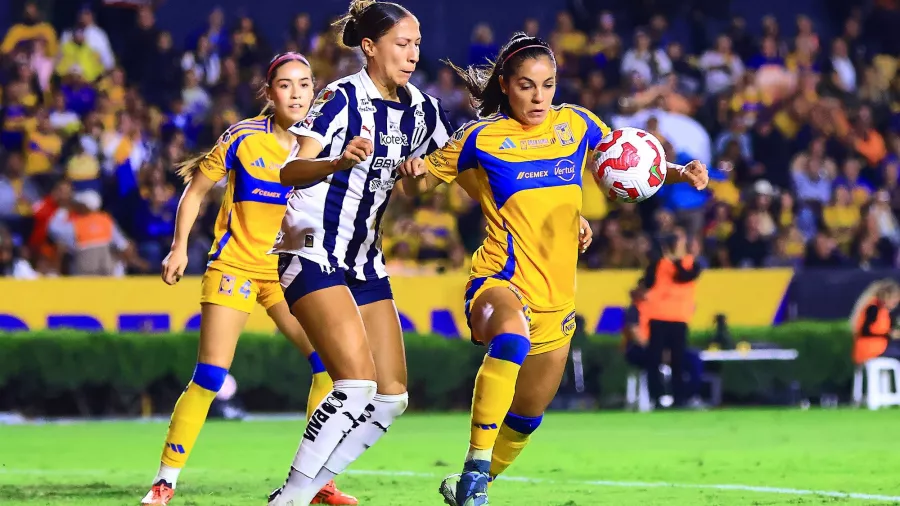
[[309, 392, 409, 490], [154, 463, 181, 487], [280, 379, 377, 504]]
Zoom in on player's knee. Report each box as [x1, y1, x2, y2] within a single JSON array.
[[374, 391, 409, 417], [503, 411, 543, 435], [376, 380, 407, 396], [191, 363, 229, 392], [487, 333, 531, 366]]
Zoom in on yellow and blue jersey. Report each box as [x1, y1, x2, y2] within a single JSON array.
[[199, 115, 292, 280], [424, 104, 611, 311]]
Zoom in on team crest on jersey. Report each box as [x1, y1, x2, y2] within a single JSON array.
[[554, 123, 575, 146], [218, 273, 236, 296], [314, 89, 336, 107], [561, 310, 576, 335]]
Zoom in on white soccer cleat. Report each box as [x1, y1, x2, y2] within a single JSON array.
[[267, 486, 295, 506]]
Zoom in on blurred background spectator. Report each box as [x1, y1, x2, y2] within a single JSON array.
[[3, 0, 900, 277]]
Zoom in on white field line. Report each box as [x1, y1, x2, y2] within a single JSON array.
[[3, 468, 897, 502], [344, 469, 900, 503]]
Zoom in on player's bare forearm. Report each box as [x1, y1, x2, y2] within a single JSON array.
[[399, 176, 427, 197], [171, 175, 214, 251], [665, 160, 709, 190], [279, 158, 339, 186]]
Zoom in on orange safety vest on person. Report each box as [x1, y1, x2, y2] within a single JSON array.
[[644, 255, 696, 324], [71, 212, 114, 250], [853, 297, 892, 365]]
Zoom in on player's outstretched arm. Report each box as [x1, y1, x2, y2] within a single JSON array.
[[665, 160, 709, 190], [163, 171, 217, 285], [397, 157, 444, 197], [280, 136, 374, 186]]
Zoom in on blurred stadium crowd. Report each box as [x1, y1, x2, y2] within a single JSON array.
[[2, 0, 900, 278]]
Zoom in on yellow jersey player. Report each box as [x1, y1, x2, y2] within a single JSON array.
[[140, 53, 357, 506], [399, 33, 709, 506]]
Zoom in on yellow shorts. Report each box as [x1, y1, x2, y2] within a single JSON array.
[[200, 268, 284, 314], [464, 277, 576, 356]]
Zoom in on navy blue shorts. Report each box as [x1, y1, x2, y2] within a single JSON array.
[[278, 254, 394, 308]]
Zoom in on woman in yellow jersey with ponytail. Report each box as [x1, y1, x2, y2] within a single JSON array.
[[140, 53, 357, 506], [400, 33, 708, 506]]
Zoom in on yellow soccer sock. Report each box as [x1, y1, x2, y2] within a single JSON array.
[[306, 352, 333, 419], [468, 333, 530, 462], [160, 364, 226, 471], [490, 412, 543, 481]]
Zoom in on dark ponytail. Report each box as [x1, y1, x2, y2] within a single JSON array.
[[335, 0, 411, 48], [447, 32, 555, 118]]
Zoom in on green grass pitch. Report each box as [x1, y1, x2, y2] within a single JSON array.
[[2, 409, 899, 505]]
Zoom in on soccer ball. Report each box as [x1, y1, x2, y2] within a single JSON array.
[[591, 127, 667, 203]]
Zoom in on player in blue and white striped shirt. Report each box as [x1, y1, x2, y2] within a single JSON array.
[[267, 1, 453, 505]]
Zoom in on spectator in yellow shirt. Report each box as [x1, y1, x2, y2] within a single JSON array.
[[823, 185, 862, 252], [551, 11, 587, 67], [0, 2, 58, 56], [24, 110, 62, 179], [56, 28, 104, 83], [0, 81, 37, 151], [413, 190, 465, 272]]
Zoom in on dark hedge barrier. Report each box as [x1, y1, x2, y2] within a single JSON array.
[[0, 321, 853, 416]]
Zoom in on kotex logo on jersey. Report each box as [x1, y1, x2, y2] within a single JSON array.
[[379, 131, 409, 146]]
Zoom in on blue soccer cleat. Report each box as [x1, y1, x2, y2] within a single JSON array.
[[446, 460, 491, 506]]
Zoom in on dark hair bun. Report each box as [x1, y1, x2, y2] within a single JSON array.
[[342, 18, 361, 47]]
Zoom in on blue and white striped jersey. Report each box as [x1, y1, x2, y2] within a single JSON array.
[[271, 68, 454, 280]]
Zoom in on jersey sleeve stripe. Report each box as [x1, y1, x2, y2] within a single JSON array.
[[224, 132, 256, 171], [566, 105, 607, 147], [459, 123, 491, 172], [209, 210, 233, 261], [293, 86, 350, 154]]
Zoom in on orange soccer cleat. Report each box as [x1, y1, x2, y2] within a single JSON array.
[[140, 480, 175, 505], [311, 480, 359, 505]]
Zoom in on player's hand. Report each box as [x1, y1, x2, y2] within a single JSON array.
[[579, 216, 593, 254], [334, 136, 373, 170], [397, 157, 426, 179], [680, 160, 709, 190], [161, 248, 188, 285]]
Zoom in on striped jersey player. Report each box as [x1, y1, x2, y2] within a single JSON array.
[[271, 67, 453, 280]]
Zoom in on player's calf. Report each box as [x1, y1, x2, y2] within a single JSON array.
[[158, 363, 228, 484], [272, 379, 378, 506], [468, 333, 531, 463], [490, 412, 543, 480]]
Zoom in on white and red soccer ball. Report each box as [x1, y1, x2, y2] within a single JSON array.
[[591, 127, 667, 203]]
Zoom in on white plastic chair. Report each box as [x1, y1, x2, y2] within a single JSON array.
[[852, 357, 900, 410]]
